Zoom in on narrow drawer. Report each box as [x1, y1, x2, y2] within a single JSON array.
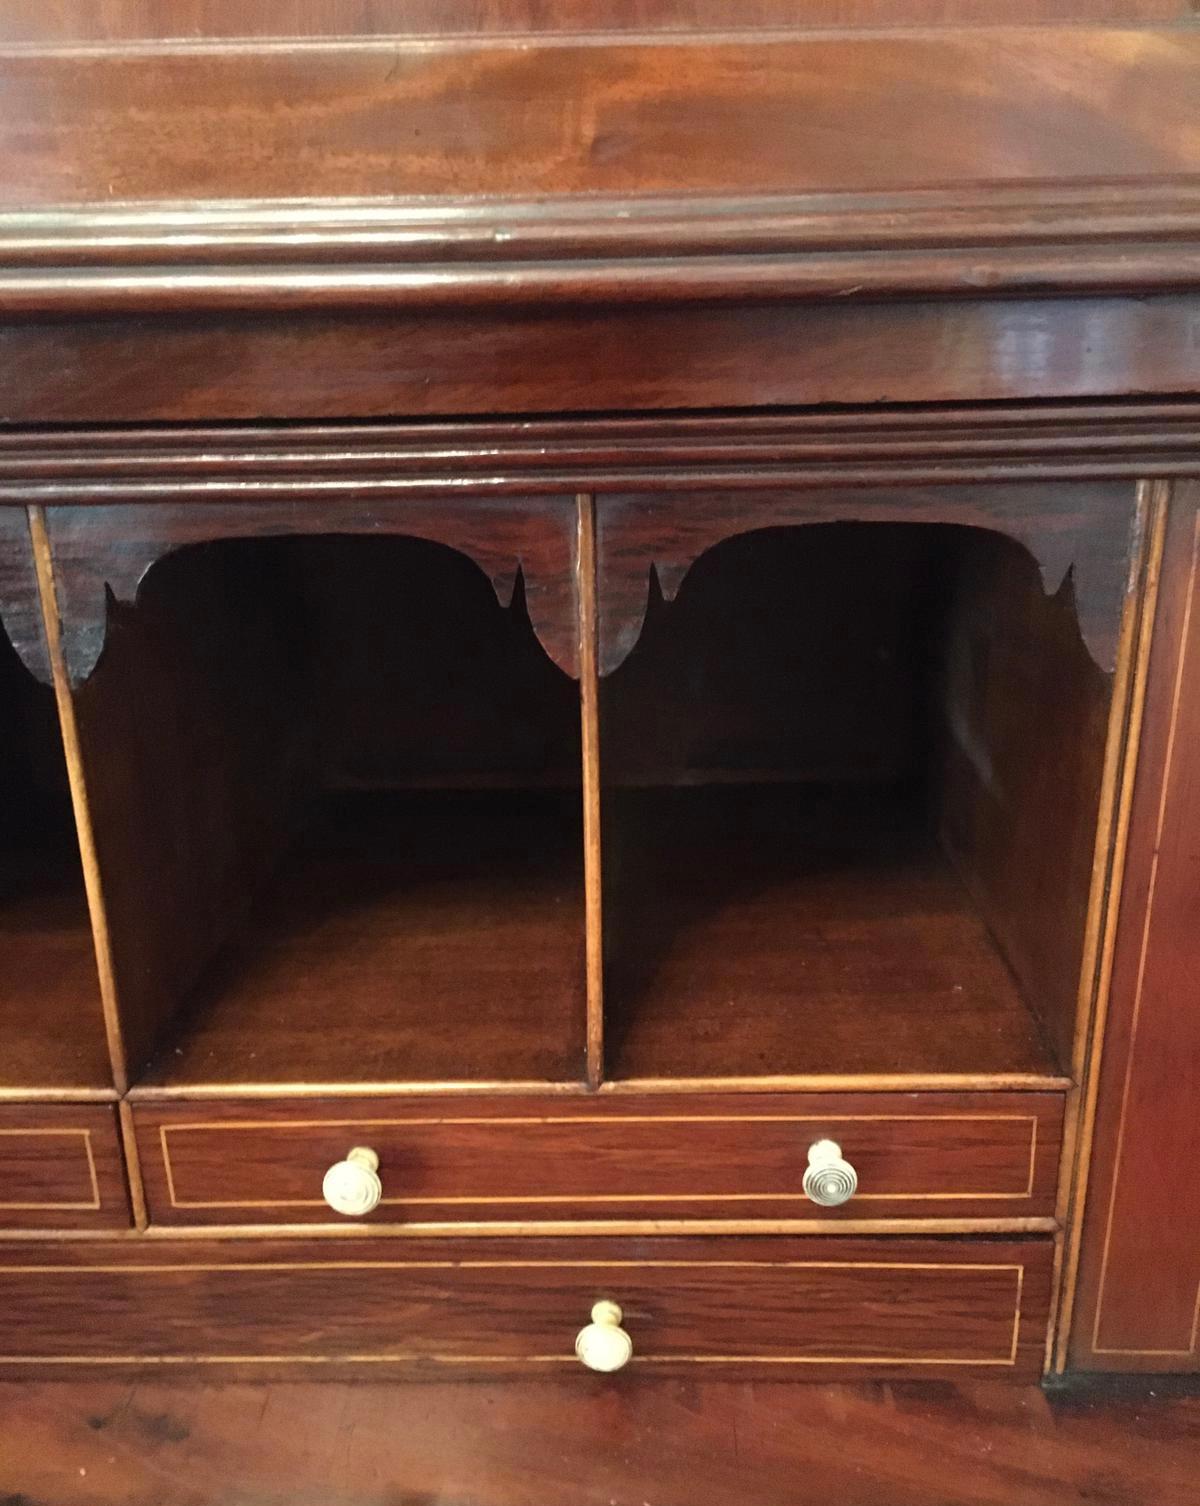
[[0, 1103, 129, 1229], [0, 1235, 1052, 1379], [133, 1091, 1063, 1227]]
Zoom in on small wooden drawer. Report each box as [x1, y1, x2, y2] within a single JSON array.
[[0, 1103, 129, 1229], [132, 1091, 1063, 1228], [0, 1234, 1052, 1379]]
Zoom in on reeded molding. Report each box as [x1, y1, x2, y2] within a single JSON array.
[[3, 182, 1200, 313]]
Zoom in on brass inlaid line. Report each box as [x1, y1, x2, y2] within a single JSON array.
[[155, 1114, 1043, 1209], [577, 491, 604, 1090]]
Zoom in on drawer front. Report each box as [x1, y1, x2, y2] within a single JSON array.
[[0, 1235, 1052, 1379], [0, 1104, 129, 1229], [134, 1091, 1063, 1227]]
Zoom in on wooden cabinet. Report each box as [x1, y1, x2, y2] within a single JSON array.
[[0, 3, 1196, 1385]]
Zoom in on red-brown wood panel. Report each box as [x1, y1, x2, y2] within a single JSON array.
[[0, 1104, 129, 1230], [132, 1091, 1063, 1227], [1070, 481, 1200, 1371], [0, 1235, 1053, 1380], [4, 299, 1200, 423], [0, 32, 1197, 205]]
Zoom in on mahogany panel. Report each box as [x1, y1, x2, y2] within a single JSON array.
[[936, 525, 1116, 1075], [133, 1090, 1064, 1227], [0, 33, 1197, 206], [601, 784, 1063, 1082], [132, 789, 587, 1090], [0, 1235, 1052, 1380], [0, 506, 48, 684], [0, 2, 1183, 43], [1070, 483, 1200, 1371], [2, 1374, 1200, 1506], [0, 1104, 128, 1230], [4, 297, 1200, 423], [596, 482, 1138, 674], [43, 496, 580, 686], [0, 546, 109, 1094], [62, 525, 585, 1088]]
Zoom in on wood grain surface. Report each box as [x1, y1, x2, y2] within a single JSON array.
[[1069, 482, 1200, 1371], [132, 1089, 1064, 1227], [0, 1235, 1052, 1380], [6, 298, 1200, 422], [0, 1104, 128, 1230], [0, 1373, 1195, 1506], [0, 1, 1187, 42], [43, 497, 581, 686], [0, 32, 1197, 206]]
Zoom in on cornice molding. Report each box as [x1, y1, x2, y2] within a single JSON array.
[[1, 399, 1198, 501], [3, 182, 1200, 314]]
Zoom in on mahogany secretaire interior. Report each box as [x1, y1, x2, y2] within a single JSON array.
[[0, 1, 1198, 1388]]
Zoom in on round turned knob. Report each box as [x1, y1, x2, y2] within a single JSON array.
[[575, 1300, 633, 1373], [803, 1138, 858, 1207], [322, 1146, 382, 1217]]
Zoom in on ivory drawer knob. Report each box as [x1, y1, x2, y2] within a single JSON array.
[[803, 1138, 858, 1207], [322, 1146, 382, 1216], [575, 1300, 633, 1373]]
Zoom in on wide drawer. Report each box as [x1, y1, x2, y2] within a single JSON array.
[[133, 1091, 1064, 1228], [0, 1235, 1052, 1379], [0, 1103, 129, 1229]]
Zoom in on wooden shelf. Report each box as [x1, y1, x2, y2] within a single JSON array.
[[0, 848, 110, 1092], [604, 784, 1062, 1083], [139, 789, 586, 1090]]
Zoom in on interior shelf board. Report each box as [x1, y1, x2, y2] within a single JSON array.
[[604, 784, 1062, 1083], [0, 850, 112, 1092], [139, 789, 587, 1090]]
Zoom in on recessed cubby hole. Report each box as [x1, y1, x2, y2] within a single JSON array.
[[0, 618, 108, 1091], [73, 534, 585, 1090], [601, 522, 1109, 1082]]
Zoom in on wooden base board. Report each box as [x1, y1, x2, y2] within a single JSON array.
[[0, 1376, 1195, 1506]]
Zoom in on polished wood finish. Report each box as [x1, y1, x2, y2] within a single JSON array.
[[132, 1090, 1064, 1228], [3, 403, 1200, 507], [0, 0, 1194, 1394], [0, 34, 1196, 207], [1070, 483, 1200, 1371], [135, 790, 585, 1089], [0, 1, 1188, 42], [59, 527, 584, 1089], [935, 521, 1116, 1077], [0, 506, 48, 684], [596, 483, 1137, 674], [0, 1104, 128, 1230], [1, 1374, 1198, 1506], [0, 526, 109, 1095], [0, 1235, 1052, 1379], [604, 785, 1063, 1083], [8, 299, 1200, 423], [43, 497, 580, 686]]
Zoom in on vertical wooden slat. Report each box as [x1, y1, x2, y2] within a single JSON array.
[[117, 1099, 148, 1231], [27, 504, 130, 1100], [1048, 479, 1169, 1372], [577, 493, 604, 1089]]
